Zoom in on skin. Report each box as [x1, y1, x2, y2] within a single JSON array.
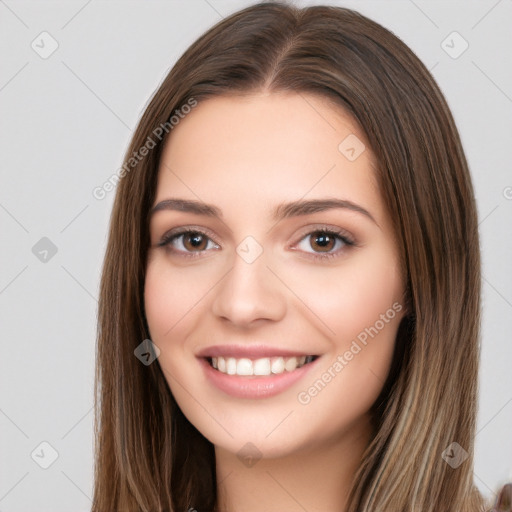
[[144, 92, 406, 512]]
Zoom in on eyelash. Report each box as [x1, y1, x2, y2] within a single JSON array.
[[157, 227, 355, 261]]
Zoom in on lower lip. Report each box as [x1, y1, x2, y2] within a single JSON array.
[[198, 357, 320, 399]]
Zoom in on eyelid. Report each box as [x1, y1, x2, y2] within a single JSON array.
[[158, 225, 221, 247], [288, 223, 355, 249], [156, 227, 221, 260]]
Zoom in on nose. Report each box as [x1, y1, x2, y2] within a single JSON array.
[[211, 251, 287, 328]]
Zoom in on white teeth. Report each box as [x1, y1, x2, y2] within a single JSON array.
[[284, 357, 298, 372], [226, 357, 237, 375], [253, 358, 271, 375], [271, 357, 285, 374], [236, 358, 253, 376], [210, 355, 314, 376]]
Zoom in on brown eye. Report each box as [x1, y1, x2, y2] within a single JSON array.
[[183, 232, 208, 251], [158, 229, 219, 256], [309, 232, 336, 252], [294, 228, 354, 260]]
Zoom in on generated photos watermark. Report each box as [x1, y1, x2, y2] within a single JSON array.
[[92, 97, 198, 200], [297, 301, 403, 405]]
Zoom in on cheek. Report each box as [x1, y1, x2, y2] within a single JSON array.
[[282, 246, 404, 343], [144, 266, 181, 340], [281, 245, 404, 405], [289, 277, 403, 447], [144, 262, 207, 400], [144, 258, 213, 341]]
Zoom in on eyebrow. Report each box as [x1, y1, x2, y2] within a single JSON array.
[[150, 198, 377, 225]]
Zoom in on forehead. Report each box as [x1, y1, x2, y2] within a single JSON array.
[[155, 92, 384, 222]]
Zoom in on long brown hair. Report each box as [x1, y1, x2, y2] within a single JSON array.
[[93, 2, 492, 510]]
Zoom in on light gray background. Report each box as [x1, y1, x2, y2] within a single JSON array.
[[1, 1, 511, 510]]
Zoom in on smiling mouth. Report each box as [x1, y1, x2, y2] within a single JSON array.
[[206, 355, 319, 377]]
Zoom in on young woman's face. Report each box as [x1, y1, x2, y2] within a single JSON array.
[[145, 92, 405, 459]]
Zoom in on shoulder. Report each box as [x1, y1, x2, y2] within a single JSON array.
[[488, 482, 512, 512]]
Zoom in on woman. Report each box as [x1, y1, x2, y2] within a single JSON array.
[[92, 2, 510, 511]]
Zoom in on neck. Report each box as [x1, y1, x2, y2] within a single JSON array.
[[214, 415, 372, 512]]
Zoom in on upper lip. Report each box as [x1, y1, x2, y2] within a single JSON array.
[[196, 344, 317, 359]]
